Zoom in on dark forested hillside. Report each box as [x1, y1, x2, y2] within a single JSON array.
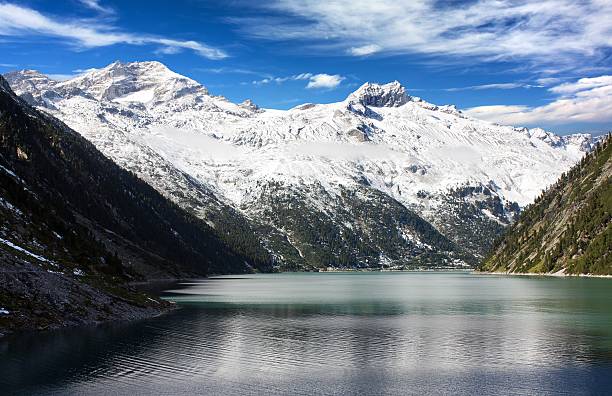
[[250, 182, 467, 270], [0, 75, 270, 335], [480, 134, 611, 275]]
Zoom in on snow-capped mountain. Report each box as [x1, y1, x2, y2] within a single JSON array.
[[4, 61, 594, 269]]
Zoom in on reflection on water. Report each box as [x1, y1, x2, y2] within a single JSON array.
[[2, 272, 612, 395]]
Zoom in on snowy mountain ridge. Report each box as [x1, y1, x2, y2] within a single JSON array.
[[4, 61, 595, 269], [348, 81, 411, 107]]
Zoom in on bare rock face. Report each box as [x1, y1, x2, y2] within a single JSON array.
[[240, 99, 262, 112], [348, 81, 410, 107], [2, 70, 53, 94], [348, 128, 370, 142]]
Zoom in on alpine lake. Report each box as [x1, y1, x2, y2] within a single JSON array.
[[2, 271, 612, 395]]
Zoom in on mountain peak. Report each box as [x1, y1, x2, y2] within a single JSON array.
[[6, 69, 47, 78], [3, 69, 55, 98], [103, 60, 171, 74], [240, 99, 260, 111], [4, 69, 52, 83], [61, 60, 207, 103], [80, 60, 182, 83], [348, 81, 410, 107]]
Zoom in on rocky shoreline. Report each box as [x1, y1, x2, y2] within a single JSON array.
[[474, 270, 612, 279], [0, 250, 175, 338]]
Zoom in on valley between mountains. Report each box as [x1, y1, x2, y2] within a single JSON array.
[[4, 61, 595, 271], [1, 60, 609, 336]]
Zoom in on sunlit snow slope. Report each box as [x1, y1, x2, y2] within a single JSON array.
[[5, 61, 594, 269]]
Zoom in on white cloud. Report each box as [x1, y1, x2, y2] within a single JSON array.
[[73, 67, 99, 74], [0, 3, 227, 59], [464, 75, 612, 125], [155, 46, 183, 55], [445, 83, 532, 92], [252, 72, 345, 89], [78, 0, 113, 14], [199, 67, 270, 77], [47, 73, 78, 81], [45, 67, 101, 80], [252, 73, 311, 85], [535, 77, 563, 86], [349, 44, 381, 56], [549, 75, 612, 94], [464, 105, 531, 122], [306, 74, 345, 89], [238, 0, 612, 66]]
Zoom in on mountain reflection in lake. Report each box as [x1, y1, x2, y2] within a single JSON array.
[[2, 272, 612, 395]]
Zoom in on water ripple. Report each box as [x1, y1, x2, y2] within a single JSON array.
[[2, 272, 612, 395]]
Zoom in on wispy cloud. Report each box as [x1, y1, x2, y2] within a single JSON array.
[[44, 67, 101, 81], [155, 46, 183, 55], [406, 82, 542, 92], [73, 67, 99, 74], [47, 73, 78, 81], [349, 44, 381, 56], [549, 75, 612, 94], [464, 75, 612, 125], [535, 77, 564, 86], [0, 3, 227, 59], [252, 72, 345, 89], [252, 73, 312, 85], [235, 0, 612, 68], [199, 67, 271, 78], [445, 83, 538, 92], [273, 98, 302, 105], [77, 0, 114, 15]]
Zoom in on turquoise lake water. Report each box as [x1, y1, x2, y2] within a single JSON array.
[[2, 272, 612, 395]]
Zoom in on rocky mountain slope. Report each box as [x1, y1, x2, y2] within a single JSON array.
[[0, 75, 268, 335], [480, 135, 611, 275], [4, 61, 595, 269]]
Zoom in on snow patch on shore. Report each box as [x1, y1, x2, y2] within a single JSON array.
[[0, 237, 56, 265]]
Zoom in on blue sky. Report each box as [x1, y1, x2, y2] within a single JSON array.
[[0, 0, 611, 134]]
